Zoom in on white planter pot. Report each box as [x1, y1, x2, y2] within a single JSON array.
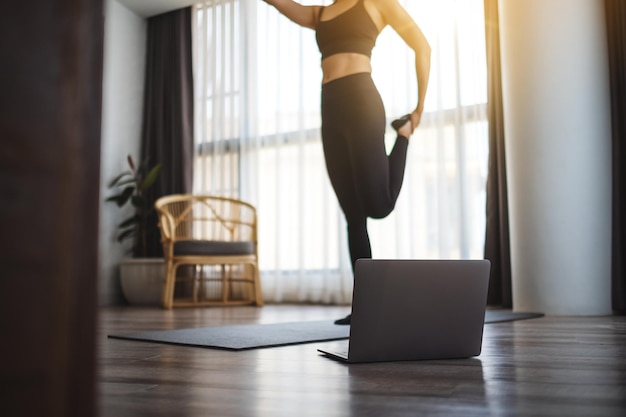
[[119, 258, 164, 306]]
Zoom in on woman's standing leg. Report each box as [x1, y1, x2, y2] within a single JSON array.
[[321, 100, 372, 270], [322, 74, 411, 324]]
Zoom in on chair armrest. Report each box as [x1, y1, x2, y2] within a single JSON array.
[[156, 210, 176, 241]]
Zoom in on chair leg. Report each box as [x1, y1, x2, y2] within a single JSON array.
[[199, 266, 205, 302], [221, 264, 228, 303], [168, 264, 178, 309], [162, 261, 176, 309], [253, 263, 264, 306], [192, 265, 199, 304]]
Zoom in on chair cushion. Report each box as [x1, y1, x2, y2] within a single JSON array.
[[173, 240, 256, 256]]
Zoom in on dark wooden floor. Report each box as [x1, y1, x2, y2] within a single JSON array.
[[98, 305, 626, 417]]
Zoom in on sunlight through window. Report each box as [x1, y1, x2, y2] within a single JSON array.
[[193, 0, 488, 303]]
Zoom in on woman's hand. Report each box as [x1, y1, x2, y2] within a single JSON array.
[[410, 107, 423, 132]]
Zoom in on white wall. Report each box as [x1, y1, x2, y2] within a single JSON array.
[[99, 0, 147, 305], [499, 0, 612, 315]]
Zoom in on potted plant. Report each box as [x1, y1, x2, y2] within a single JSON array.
[[107, 155, 163, 305]]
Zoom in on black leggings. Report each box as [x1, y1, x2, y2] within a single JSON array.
[[321, 73, 409, 272]]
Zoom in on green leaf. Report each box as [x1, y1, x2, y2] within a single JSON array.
[[105, 186, 135, 206], [107, 171, 133, 188], [114, 186, 135, 207], [118, 214, 140, 229], [127, 155, 136, 172], [141, 164, 162, 190], [115, 178, 138, 187], [117, 228, 135, 243]]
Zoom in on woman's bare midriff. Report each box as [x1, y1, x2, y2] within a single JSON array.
[[321, 53, 372, 84]]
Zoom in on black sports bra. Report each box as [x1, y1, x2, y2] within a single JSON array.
[[315, 0, 379, 59]]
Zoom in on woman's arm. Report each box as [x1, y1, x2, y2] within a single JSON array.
[[263, 0, 322, 29], [377, 0, 431, 130]]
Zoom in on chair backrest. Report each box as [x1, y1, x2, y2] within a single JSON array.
[[155, 195, 257, 244]]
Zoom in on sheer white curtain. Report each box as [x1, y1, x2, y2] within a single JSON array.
[[193, 0, 488, 304]]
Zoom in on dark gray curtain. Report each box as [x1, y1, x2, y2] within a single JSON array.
[[140, 7, 194, 258], [606, 0, 626, 314], [483, 0, 512, 307]]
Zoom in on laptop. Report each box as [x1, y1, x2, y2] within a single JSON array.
[[318, 259, 491, 363]]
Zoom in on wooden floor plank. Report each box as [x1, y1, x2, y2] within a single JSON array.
[[98, 306, 626, 417]]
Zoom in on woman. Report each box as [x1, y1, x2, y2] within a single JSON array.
[[263, 0, 431, 324]]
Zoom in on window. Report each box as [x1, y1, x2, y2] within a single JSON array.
[[193, 0, 488, 303]]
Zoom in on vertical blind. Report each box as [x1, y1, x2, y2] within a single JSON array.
[[193, 0, 488, 304]]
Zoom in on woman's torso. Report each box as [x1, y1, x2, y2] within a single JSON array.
[[315, 0, 384, 84]]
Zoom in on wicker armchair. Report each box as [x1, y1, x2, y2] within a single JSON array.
[[155, 194, 264, 309]]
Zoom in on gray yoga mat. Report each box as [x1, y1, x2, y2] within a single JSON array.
[[108, 310, 543, 351]]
